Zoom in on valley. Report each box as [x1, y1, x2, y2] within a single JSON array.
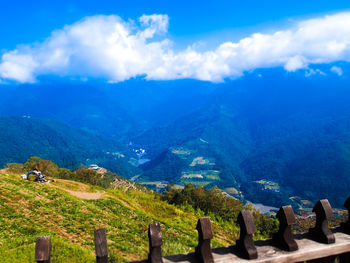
[[1, 66, 350, 213]]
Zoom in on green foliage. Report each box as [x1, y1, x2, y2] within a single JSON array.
[[57, 168, 76, 180], [163, 184, 279, 238], [251, 209, 279, 238], [24, 156, 59, 177], [5, 163, 25, 174], [97, 171, 119, 188], [163, 184, 243, 222], [0, 157, 280, 262], [0, 170, 242, 262], [16, 157, 114, 187], [75, 168, 100, 185]]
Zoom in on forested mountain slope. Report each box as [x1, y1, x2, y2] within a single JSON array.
[[133, 67, 350, 208], [0, 116, 138, 177]]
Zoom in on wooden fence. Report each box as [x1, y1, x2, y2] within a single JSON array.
[[34, 198, 350, 263]]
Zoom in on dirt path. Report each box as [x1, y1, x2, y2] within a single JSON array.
[[61, 189, 104, 200], [50, 179, 105, 200]]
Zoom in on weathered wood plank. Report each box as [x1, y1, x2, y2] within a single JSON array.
[[35, 236, 51, 263], [148, 223, 163, 263], [94, 228, 108, 263], [341, 197, 350, 234], [273, 205, 298, 251], [236, 210, 258, 259], [309, 200, 335, 244], [195, 217, 214, 263], [339, 252, 350, 262], [134, 228, 350, 263]]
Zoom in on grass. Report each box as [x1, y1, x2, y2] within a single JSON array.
[[51, 179, 96, 192], [0, 171, 239, 262]]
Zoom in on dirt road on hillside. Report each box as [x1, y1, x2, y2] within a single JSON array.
[[50, 179, 104, 200]]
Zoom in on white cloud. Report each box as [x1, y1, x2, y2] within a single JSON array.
[[0, 51, 38, 83], [1, 12, 350, 83], [305, 68, 326, 77], [138, 14, 169, 39], [284, 55, 307, 72], [331, 66, 343, 76]]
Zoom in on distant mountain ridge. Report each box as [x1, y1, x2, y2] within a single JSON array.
[[0, 79, 214, 141]]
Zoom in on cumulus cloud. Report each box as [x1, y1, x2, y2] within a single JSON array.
[[304, 68, 326, 77], [1, 12, 350, 83], [331, 66, 343, 76]]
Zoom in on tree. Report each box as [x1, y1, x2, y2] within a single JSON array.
[[75, 168, 100, 185], [24, 156, 59, 177], [5, 163, 25, 174], [57, 168, 75, 180]]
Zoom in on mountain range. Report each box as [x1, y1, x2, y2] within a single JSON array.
[[0, 64, 349, 208]]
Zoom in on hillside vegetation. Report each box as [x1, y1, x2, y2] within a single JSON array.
[[0, 155, 281, 262], [0, 169, 243, 262]]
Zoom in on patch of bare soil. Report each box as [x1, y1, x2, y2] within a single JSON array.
[[63, 189, 104, 200], [50, 179, 104, 200]]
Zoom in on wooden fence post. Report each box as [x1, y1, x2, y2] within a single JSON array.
[[148, 223, 163, 263], [236, 210, 258, 259], [94, 228, 108, 263], [195, 217, 214, 263], [339, 197, 350, 262], [309, 199, 335, 244], [339, 253, 350, 263], [307, 256, 338, 263], [341, 197, 350, 234], [35, 236, 51, 263], [273, 205, 298, 251]]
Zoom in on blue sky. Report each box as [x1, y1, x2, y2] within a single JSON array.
[[2, 0, 349, 50], [0, 1, 350, 83]]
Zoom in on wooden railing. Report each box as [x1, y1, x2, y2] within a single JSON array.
[[34, 198, 350, 263]]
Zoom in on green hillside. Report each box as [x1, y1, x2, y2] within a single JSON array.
[[0, 169, 245, 262], [0, 116, 139, 178]]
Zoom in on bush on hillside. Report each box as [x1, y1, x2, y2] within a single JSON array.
[[163, 184, 243, 221], [8, 157, 108, 186], [163, 184, 279, 238], [5, 163, 25, 174], [75, 168, 100, 185], [57, 168, 76, 180], [24, 156, 59, 177]]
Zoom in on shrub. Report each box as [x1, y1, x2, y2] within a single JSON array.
[[57, 168, 76, 180], [163, 184, 243, 222], [24, 156, 59, 177], [75, 168, 100, 185], [163, 183, 279, 238], [5, 163, 25, 174]]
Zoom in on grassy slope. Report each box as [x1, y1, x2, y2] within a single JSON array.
[[0, 171, 238, 262]]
